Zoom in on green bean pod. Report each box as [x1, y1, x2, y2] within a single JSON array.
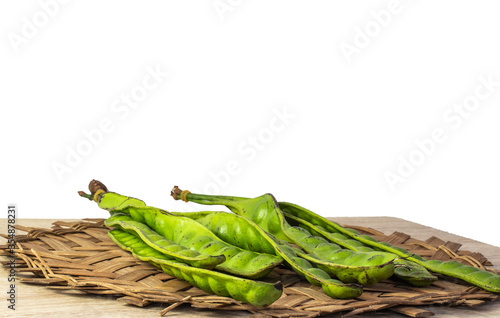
[[279, 201, 500, 293], [392, 259, 439, 287], [99, 193, 283, 279], [284, 226, 396, 285], [108, 229, 283, 307], [172, 211, 278, 255], [104, 214, 226, 269], [172, 210, 363, 299], [283, 210, 438, 287], [171, 189, 397, 286], [80, 181, 361, 299]]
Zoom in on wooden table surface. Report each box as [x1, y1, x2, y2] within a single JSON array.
[[1, 217, 499, 317]]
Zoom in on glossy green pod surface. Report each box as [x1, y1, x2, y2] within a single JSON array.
[[283, 210, 438, 287], [279, 201, 500, 293], [172, 190, 397, 286], [172, 210, 363, 299], [99, 192, 283, 279], [104, 214, 225, 269], [108, 229, 283, 307]]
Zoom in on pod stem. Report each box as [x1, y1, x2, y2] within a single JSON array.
[[171, 186, 246, 209], [78, 191, 93, 200], [79, 179, 109, 201]]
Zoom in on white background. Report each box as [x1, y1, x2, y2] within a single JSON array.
[[1, 1, 499, 246]]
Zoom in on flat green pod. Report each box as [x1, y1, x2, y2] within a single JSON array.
[[279, 201, 500, 293], [172, 211, 278, 255], [123, 206, 282, 279], [81, 182, 360, 299], [104, 214, 225, 269], [171, 189, 397, 287], [174, 210, 363, 299], [108, 229, 283, 307], [81, 187, 282, 280], [283, 225, 396, 285], [283, 209, 438, 287]]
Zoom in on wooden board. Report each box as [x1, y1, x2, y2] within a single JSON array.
[[1, 217, 499, 317]]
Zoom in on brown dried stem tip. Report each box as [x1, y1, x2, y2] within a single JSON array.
[[171, 186, 182, 200], [89, 180, 108, 195], [79, 180, 109, 200], [78, 191, 92, 200]]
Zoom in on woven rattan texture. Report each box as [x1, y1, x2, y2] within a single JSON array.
[[1, 219, 498, 317]]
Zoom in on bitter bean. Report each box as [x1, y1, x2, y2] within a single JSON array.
[[279, 201, 500, 293], [172, 210, 363, 299], [171, 188, 397, 286], [97, 192, 283, 279], [108, 229, 283, 307], [104, 214, 225, 269], [283, 210, 438, 287]]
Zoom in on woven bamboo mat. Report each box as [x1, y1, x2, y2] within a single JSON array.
[[1, 219, 498, 317]]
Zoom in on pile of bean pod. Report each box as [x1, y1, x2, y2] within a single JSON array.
[[79, 180, 500, 307]]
